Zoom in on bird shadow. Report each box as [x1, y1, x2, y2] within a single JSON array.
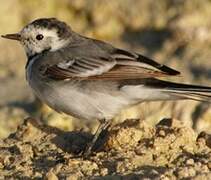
[[17, 117, 109, 156]]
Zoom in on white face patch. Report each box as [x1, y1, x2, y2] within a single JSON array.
[[20, 25, 70, 56]]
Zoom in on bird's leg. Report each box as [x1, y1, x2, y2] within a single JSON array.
[[83, 119, 110, 157]]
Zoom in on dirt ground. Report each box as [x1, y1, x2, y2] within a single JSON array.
[[0, 118, 210, 179]]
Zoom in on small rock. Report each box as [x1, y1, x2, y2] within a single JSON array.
[[66, 172, 83, 180], [158, 129, 166, 137], [207, 161, 211, 169], [186, 158, 194, 165], [176, 167, 196, 178], [45, 169, 58, 180], [100, 168, 108, 176], [197, 131, 211, 148]]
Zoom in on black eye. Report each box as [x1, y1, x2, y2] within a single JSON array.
[[36, 34, 44, 40]]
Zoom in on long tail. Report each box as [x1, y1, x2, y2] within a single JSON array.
[[144, 78, 211, 102]]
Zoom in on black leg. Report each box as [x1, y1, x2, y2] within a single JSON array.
[[83, 119, 110, 157]]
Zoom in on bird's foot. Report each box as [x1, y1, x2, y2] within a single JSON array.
[[80, 120, 110, 158]]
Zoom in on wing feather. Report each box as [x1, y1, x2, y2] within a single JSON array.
[[45, 48, 180, 80]]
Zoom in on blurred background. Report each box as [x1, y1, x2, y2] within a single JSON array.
[[1, 0, 211, 139]]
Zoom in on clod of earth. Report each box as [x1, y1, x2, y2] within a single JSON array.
[[0, 118, 210, 179]]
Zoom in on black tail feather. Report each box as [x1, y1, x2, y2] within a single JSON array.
[[146, 78, 211, 102]]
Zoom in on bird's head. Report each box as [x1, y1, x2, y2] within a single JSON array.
[[2, 18, 73, 57]]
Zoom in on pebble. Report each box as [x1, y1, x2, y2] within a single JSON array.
[[45, 170, 58, 180], [186, 158, 194, 165], [158, 130, 166, 137]]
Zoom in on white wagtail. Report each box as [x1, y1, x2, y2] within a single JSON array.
[[2, 18, 211, 156]]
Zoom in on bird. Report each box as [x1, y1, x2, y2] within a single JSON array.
[[2, 17, 211, 156]]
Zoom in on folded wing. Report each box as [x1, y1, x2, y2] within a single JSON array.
[[45, 48, 180, 80]]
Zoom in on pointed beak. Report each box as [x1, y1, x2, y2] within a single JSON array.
[[1, 33, 21, 41]]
